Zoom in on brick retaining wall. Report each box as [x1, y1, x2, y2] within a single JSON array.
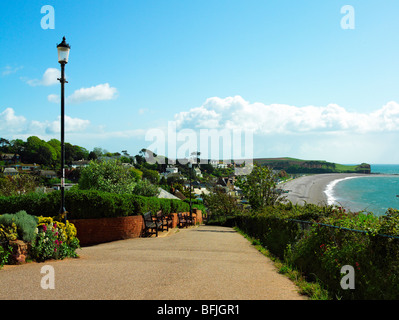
[[70, 215, 144, 246], [71, 210, 202, 246]]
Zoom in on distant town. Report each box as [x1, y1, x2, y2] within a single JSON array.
[[0, 136, 370, 201]]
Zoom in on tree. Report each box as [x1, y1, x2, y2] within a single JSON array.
[[236, 164, 285, 210], [23, 136, 57, 167], [0, 138, 10, 152], [92, 147, 104, 158], [141, 167, 159, 184], [88, 151, 98, 160], [78, 159, 159, 196], [78, 159, 137, 194], [203, 185, 241, 223], [0, 174, 38, 196]]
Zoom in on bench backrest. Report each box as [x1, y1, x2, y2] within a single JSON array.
[[143, 211, 153, 224]]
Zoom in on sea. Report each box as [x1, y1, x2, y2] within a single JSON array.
[[325, 164, 399, 216]]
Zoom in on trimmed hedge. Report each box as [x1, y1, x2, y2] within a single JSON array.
[[0, 190, 190, 220]]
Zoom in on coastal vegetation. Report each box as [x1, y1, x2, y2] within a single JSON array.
[[205, 164, 399, 299], [0, 210, 80, 266], [254, 157, 371, 174]]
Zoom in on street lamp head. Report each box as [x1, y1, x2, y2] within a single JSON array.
[[57, 36, 70, 64]]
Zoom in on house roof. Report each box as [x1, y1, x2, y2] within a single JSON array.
[[39, 170, 57, 175], [157, 187, 181, 200]]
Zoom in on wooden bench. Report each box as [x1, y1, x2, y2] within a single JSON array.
[[156, 210, 172, 232], [185, 213, 195, 226], [142, 211, 163, 237], [178, 212, 188, 228]]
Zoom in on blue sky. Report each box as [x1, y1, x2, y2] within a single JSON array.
[[1, 0, 399, 164]]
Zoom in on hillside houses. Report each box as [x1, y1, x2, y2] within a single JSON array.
[[1, 153, 20, 164]]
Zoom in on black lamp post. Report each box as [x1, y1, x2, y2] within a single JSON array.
[[188, 161, 193, 218], [57, 36, 70, 224]]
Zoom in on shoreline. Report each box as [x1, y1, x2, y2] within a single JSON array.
[[279, 173, 371, 207]]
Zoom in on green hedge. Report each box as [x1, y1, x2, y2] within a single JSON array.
[[0, 190, 190, 220], [235, 203, 333, 259], [235, 203, 399, 300]]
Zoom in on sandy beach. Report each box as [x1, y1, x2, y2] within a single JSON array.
[[279, 173, 370, 206]]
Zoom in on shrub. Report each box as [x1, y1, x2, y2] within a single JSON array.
[[30, 216, 80, 262], [78, 159, 159, 197], [0, 189, 190, 220], [0, 210, 38, 242], [0, 244, 12, 269], [235, 204, 399, 299]]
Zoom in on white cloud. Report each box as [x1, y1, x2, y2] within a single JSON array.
[[138, 108, 149, 115], [0, 107, 90, 139], [2, 65, 23, 76], [46, 116, 91, 133], [174, 96, 399, 134], [47, 94, 60, 103], [0, 108, 27, 133], [26, 68, 60, 86], [67, 83, 118, 104]]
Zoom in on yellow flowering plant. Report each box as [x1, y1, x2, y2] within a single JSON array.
[[32, 215, 80, 262]]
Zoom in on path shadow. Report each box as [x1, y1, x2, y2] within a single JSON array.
[[195, 229, 237, 234]]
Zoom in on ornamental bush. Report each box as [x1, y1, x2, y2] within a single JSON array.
[[0, 210, 38, 242], [31, 216, 80, 262], [0, 189, 190, 220]]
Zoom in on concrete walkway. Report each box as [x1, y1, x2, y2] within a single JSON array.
[[0, 225, 306, 300]]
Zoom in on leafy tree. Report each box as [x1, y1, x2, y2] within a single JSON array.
[[141, 167, 159, 184], [0, 138, 10, 152], [203, 185, 241, 222], [23, 136, 57, 167], [79, 159, 136, 194], [9, 139, 25, 156], [78, 159, 158, 196], [0, 174, 38, 196], [92, 147, 104, 158], [88, 151, 98, 160], [236, 164, 284, 210]]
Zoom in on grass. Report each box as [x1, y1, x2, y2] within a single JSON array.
[[254, 157, 364, 173], [234, 226, 331, 300]]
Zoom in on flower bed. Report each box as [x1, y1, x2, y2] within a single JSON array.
[[0, 211, 80, 267]]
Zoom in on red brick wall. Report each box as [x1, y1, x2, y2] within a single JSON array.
[[71, 211, 203, 246], [70, 215, 144, 246]]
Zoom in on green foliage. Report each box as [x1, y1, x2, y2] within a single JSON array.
[[0, 210, 38, 242], [235, 204, 399, 299], [30, 216, 80, 262], [22, 136, 58, 168], [0, 245, 12, 269], [0, 174, 38, 196], [236, 164, 285, 210], [203, 186, 240, 224], [0, 189, 190, 220], [79, 159, 137, 193], [78, 159, 159, 197]]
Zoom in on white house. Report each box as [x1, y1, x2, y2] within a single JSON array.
[[71, 160, 90, 168], [193, 167, 202, 178], [166, 166, 178, 174], [3, 167, 18, 176]]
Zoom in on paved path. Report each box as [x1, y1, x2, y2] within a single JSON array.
[[0, 225, 306, 300]]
